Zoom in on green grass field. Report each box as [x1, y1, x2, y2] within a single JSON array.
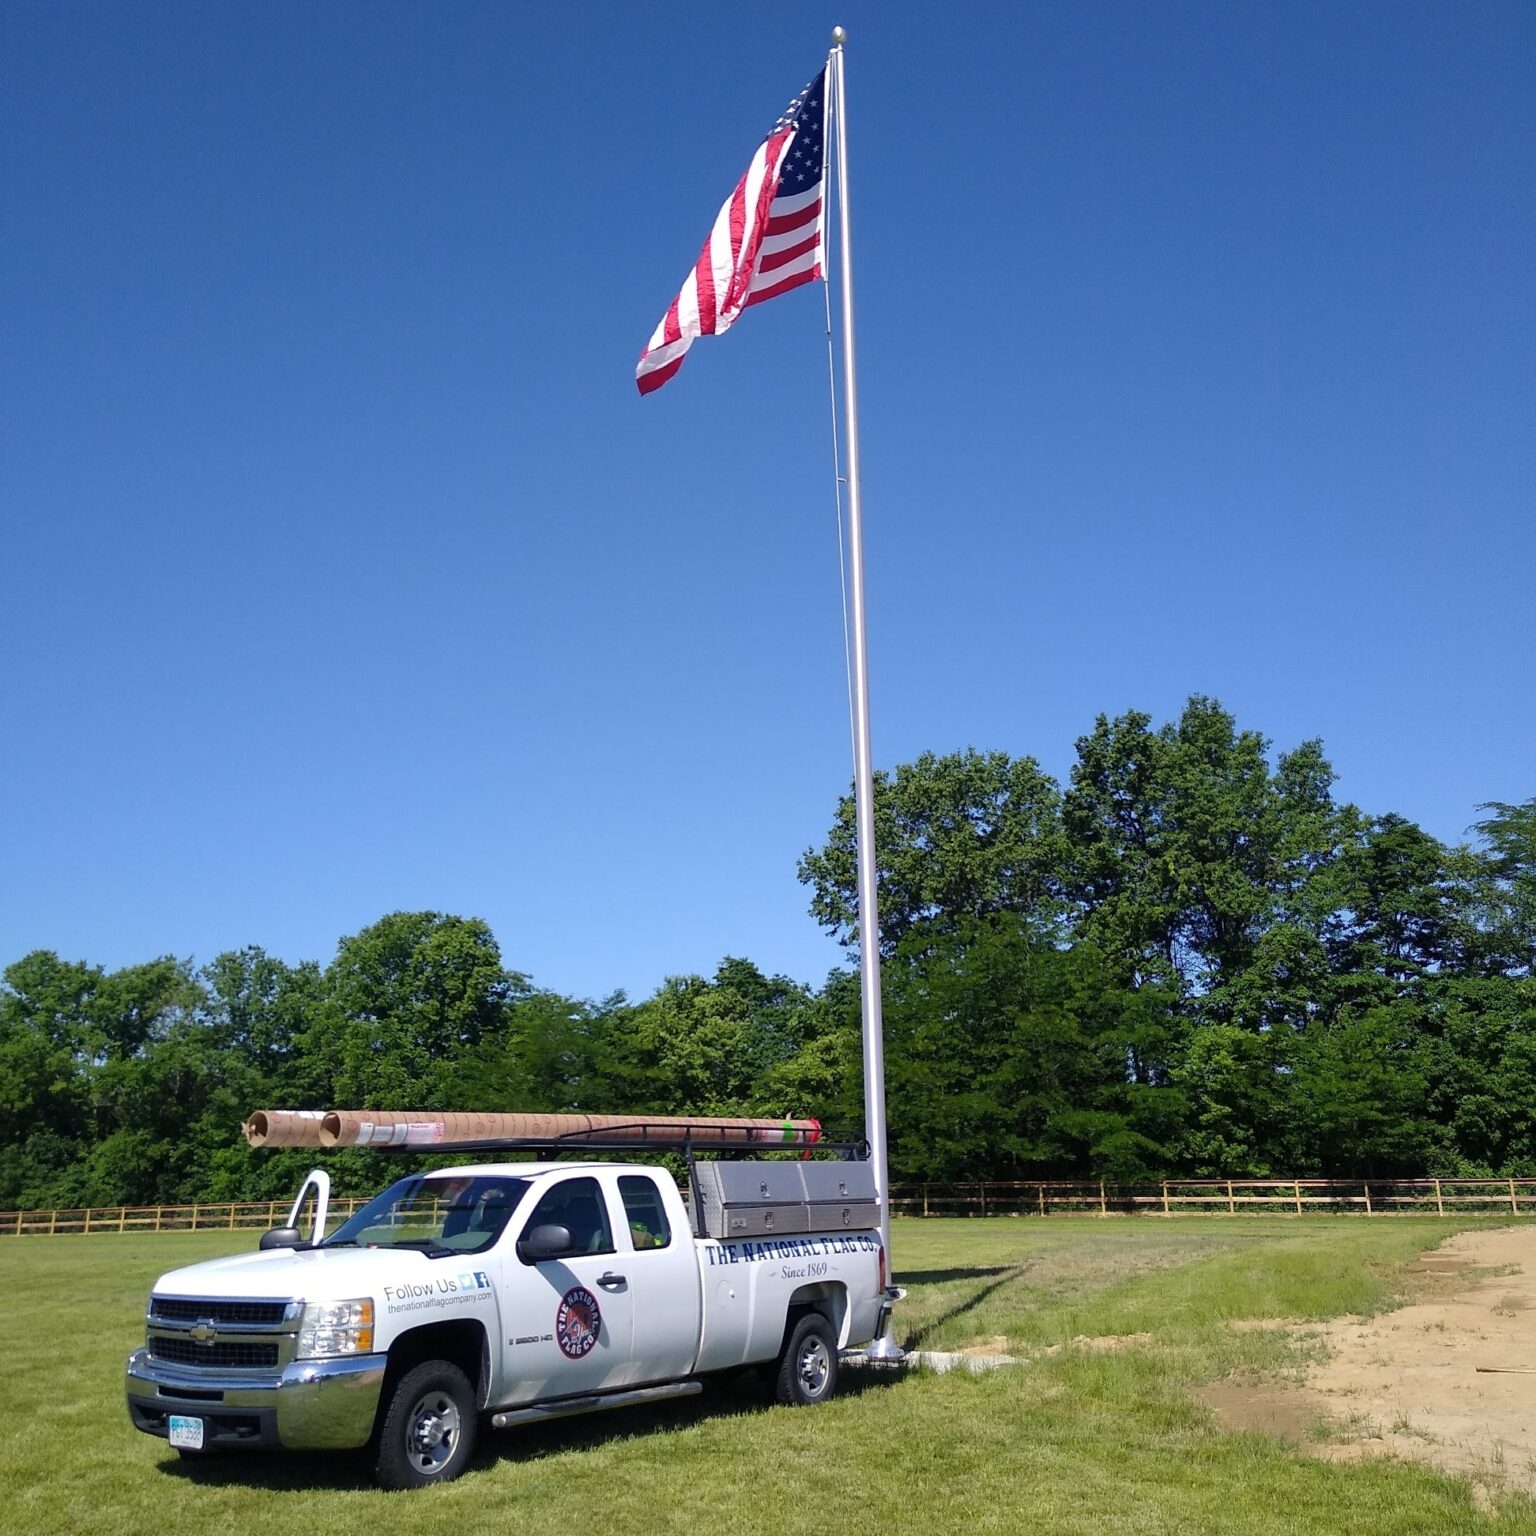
[[4, 1217, 1530, 1534]]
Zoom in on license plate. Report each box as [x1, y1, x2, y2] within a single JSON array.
[[168, 1415, 204, 1450]]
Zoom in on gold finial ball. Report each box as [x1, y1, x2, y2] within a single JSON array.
[[832, 25, 847, 45]]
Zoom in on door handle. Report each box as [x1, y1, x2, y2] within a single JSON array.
[[596, 1272, 627, 1290]]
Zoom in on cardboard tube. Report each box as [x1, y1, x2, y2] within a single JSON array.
[[315, 1110, 823, 1150], [243, 1110, 330, 1149]]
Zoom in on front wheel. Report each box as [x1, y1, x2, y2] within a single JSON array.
[[372, 1360, 478, 1490], [775, 1313, 839, 1407]]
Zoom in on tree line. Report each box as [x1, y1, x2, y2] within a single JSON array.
[[2, 697, 1532, 1209]]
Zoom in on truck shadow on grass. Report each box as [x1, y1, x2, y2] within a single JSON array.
[[156, 1367, 912, 1492], [504, 1362, 907, 1467]]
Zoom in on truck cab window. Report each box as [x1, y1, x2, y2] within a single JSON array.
[[618, 1174, 672, 1250], [522, 1175, 613, 1258]]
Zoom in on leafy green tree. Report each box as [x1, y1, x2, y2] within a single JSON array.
[[798, 748, 1065, 955], [755, 968, 864, 1133], [879, 917, 1182, 1181], [1326, 815, 1461, 993], [0, 952, 216, 1206], [203, 948, 326, 1103], [607, 959, 816, 1117], [0, 952, 96, 1204], [1289, 1003, 1435, 1177], [1470, 798, 1536, 976], [1171, 1024, 1295, 1175], [1419, 975, 1536, 1175], [1064, 697, 1350, 999], [324, 911, 520, 1107]]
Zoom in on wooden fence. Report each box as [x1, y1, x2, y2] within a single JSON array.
[[889, 1177, 1536, 1218], [0, 1197, 370, 1238], [3, 1178, 1534, 1237]]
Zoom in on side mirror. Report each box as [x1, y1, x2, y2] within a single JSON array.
[[259, 1226, 304, 1251], [516, 1223, 573, 1263]]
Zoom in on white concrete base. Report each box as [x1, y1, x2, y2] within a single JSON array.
[[843, 1348, 1025, 1374]]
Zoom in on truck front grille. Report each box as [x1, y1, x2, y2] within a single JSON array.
[[148, 1337, 281, 1370], [151, 1297, 290, 1327]]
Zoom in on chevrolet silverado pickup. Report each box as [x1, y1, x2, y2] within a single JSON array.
[[126, 1156, 892, 1488]]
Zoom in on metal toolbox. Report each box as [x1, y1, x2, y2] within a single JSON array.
[[806, 1200, 880, 1231], [802, 1161, 878, 1229], [692, 1160, 810, 1239], [690, 1159, 876, 1241], [799, 1162, 877, 1203]]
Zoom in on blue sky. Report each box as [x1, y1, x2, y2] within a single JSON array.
[[3, 2, 1531, 1002]]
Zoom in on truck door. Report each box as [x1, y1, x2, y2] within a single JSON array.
[[497, 1173, 635, 1405], [614, 1172, 702, 1385]]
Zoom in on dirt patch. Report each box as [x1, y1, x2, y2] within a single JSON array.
[[1202, 1378, 1321, 1442], [1204, 1225, 1536, 1497], [1042, 1332, 1155, 1357], [958, 1335, 1013, 1358]]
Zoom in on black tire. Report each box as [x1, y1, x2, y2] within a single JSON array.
[[774, 1312, 839, 1407], [371, 1359, 478, 1490]]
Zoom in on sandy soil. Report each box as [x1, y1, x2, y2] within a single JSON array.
[[1205, 1226, 1536, 1501]]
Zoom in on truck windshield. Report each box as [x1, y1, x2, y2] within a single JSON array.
[[325, 1175, 528, 1257]]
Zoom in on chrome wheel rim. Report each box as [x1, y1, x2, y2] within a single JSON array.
[[406, 1389, 462, 1475], [797, 1336, 831, 1397]]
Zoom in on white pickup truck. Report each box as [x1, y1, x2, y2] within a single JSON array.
[[126, 1155, 893, 1488]]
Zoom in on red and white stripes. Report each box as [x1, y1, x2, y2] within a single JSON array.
[[637, 85, 826, 395]]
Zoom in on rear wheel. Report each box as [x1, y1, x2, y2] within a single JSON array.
[[775, 1313, 839, 1407], [372, 1359, 478, 1490]]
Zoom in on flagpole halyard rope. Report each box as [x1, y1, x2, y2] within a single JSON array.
[[823, 261, 858, 770]]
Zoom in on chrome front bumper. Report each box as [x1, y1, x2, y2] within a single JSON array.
[[126, 1348, 387, 1451]]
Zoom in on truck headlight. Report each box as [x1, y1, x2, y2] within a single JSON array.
[[296, 1298, 375, 1359]]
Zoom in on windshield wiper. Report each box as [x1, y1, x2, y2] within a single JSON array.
[[384, 1237, 456, 1259]]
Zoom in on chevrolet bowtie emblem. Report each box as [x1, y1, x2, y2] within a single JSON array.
[[189, 1321, 218, 1344]]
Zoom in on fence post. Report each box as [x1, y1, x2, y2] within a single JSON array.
[[190, 1204, 198, 1232], [84, 1208, 92, 1235], [922, 1184, 929, 1218], [119, 1206, 126, 1233], [1037, 1184, 1045, 1216], [13, 1211, 20, 1237], [1162, 1182, 1170, 1217], [1226, 1181, 1235, 1215], [981, 1184, 988, 1217], [1434, 1179, 1444, 1217], [49, 1209, 57, 1236], [1294, 1181, 1303, 1215], [1511, 1178, 1520, 1216], [228, 1204, 236, 1230], [1099, 1181, 1107, 1217], [1363, 1182, 1372, 1215], [155, 1206, 163, 1232]]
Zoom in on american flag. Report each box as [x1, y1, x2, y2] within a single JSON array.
[[636, 68, 827, 395]]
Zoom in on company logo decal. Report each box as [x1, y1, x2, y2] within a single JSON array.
[[555, 1286, 602, 1359]]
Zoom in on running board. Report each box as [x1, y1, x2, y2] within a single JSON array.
[[491, 1380, 703, 1429]]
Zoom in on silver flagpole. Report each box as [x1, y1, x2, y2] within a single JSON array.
[[829, 25, 901, 1361]]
